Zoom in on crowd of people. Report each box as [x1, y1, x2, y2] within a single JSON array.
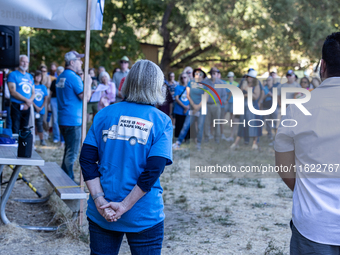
[[2, 53, 131, 180], [1, 37, 334, 255], [165, 65, 321, 151]]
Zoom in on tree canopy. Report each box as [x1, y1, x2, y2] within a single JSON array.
[[20, 0, 340, 76]]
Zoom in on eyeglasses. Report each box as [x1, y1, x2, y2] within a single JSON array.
[[186, 71, 192, 74], [195, 72, 203, 77], [120, 61, 128, 64], [41, 70, 47, 73]]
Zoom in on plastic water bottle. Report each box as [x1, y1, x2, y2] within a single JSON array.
[[0, 119, 3, 134], [46, 111, 52, 122]]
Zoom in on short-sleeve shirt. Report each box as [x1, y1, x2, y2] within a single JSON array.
[[187, 80, 204, 105], [113, 70, 129, 91], [33, 84, 48, 115], [173, 85, 189, 115], [274, 77, 340, 245], [277, 82, 300, 99], [84, 101, 173, 232], [226, 81, 239, 103], [7, 70, 34, 104], [56, 69, 83, 126]]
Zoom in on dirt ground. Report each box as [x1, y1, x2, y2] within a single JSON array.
[[0, 129, 292, 255]]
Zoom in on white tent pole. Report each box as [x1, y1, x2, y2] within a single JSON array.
[[79, 0, 92, 226], [27, 36, 30, 62]]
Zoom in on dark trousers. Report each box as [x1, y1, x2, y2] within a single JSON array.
[[88, 218, 164, 255], [175, 114, 190, 139], [11, 102, 30, 134], [290, 220, 340, 255], [59, 125, 81, 180]]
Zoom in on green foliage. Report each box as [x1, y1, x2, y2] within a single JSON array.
[[19, 0, 340, 75]]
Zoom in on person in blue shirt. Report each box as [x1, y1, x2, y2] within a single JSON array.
[[172, 68, 206, 150], [79, 59, 173, 255], [173, 72, 190, 138], [263, 76, 278, 140], [225, 72, 239, 142], [56, 51, 91, 180], [7, 55, 35, 134], [32, 70, 48, 146]]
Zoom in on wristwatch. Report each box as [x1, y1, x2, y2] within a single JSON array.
[[92, 192, 104, 201]]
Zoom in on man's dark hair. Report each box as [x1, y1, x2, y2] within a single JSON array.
[[322, 32, 340, 77]]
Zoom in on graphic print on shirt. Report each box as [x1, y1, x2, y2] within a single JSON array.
[[19, 79, 32, 95], [56, 78, 66, 88], [180, 90, 188, 102], [35, 90, 43, 101], [102, 116, 153, 145]]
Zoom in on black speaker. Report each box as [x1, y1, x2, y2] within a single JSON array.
[[0, 26, 19, 69]]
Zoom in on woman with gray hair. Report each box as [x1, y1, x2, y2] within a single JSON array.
[[97, 71, 116, 110], [79, 59, 173, 255]]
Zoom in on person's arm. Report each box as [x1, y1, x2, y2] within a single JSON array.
[[275, 150, 296, 191], [252, 83, 260, 100], [79, 143, 116, 221], [33, 102, 41, 113], [8, 82, 32, 104], [78, 74, 92, 102], [101, 157, 168, 221]]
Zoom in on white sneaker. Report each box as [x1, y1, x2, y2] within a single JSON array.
[[221, 134, 228, 141], [226, 137, 234, 142], [53, 139, 59, 144], [230, 143, 238, 150], [172, 142, 181, 149], [252, 144, 258, 150], [196, 143, 201, 151]]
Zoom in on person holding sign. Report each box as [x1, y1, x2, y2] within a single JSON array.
[[79, 59, 173, 255]]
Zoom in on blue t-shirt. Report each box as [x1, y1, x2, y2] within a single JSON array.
[[7, 70, 34, 104], [56, 69, 83, 126], [173, 85, 189, 115], [34, 84, 48, 115], [226, 81, 239, 103], [188, 81, 204, 105], [84, 101, 173, 232]]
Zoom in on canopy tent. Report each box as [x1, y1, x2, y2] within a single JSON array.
[[0, 0, 105, 225]]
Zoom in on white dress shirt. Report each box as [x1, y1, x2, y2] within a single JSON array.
[[275, 77, 340, 245]]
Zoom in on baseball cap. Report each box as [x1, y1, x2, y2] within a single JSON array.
[[227, 71, 234, 77], [286, 69, 294, 76], [208, 67, 220, 74], [247, 70, 257, 78], [120, 56, 129, 62], [64, 51, 84, 62]]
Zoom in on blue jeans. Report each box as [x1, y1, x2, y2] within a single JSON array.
[[51, 97, 64, 142], [88, 218, 164, 255], [60, 125, 81, 180], [177, 114, 205, 144], [290, 220, 340, 255]]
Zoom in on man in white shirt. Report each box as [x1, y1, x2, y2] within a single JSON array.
[[275, 32, 340, 254]]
